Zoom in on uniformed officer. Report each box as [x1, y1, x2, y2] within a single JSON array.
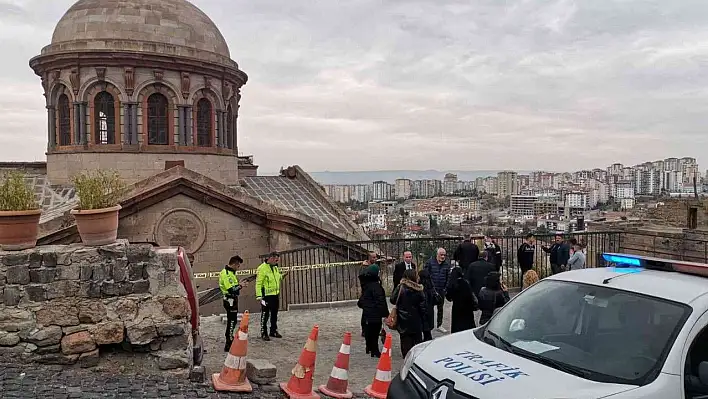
[[219, 255, 246, 351], [255, 252, 283, 341]]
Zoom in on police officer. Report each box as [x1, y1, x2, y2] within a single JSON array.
[[256, 252, 283, 341], [219, 255, 245, 351]]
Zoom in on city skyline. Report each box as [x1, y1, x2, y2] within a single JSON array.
[[2, 1, 708, 171]]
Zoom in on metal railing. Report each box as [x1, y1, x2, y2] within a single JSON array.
[[266, 232, 622, 309]]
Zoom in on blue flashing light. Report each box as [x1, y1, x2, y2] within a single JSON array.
[[602, 254, 643, 267]]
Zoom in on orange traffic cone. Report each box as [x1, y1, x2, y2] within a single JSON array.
[[318, 332, 353, 399], [364, 333, 393, 399], [212, 311, 253, 392], [281, 325, 320, 399]]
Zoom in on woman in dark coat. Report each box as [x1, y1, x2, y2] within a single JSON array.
[[358, 264, 389, 357], [445, 265, 478, 333], [478, 271, 510, 325], [390, 269, 426, 358], [418, 269, 437, 342]]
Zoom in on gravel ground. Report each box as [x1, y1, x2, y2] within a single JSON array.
[[201, 303, 456, 394]]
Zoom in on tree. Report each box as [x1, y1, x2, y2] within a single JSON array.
[[429, 216, 440, 236]]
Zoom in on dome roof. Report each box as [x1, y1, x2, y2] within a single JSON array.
[[47, 0, 231, 63]]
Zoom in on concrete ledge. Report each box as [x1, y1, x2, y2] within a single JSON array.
[[288, 299, 358, 311]]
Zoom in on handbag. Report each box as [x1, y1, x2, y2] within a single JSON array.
[[385, 286, 403, 330]]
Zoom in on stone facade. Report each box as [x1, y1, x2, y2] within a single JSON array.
[[646, 199, 708, 229], [0, 241, 193, 371]]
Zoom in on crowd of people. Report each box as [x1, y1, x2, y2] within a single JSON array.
[[357, 233, 588, 357]]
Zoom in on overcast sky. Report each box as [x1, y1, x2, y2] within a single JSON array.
[[0, 0, 706, 173]]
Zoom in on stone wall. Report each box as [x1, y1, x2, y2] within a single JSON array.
[[0, 241, 193, 371], [618, 228, 708, 263]]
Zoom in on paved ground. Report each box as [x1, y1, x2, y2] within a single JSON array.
[[201, 303, 456, 394]]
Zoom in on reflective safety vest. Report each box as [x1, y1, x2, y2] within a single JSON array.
[[219, 266, 239, 298], [255, 262, 282, 299]]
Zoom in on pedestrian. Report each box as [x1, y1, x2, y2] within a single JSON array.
[[541, 234, 570, 274], [417, 269, 437, 342], [357, 263, 389, 357], [452, 234, 480, 273], [567, 244, 587, 270], [390, 269, 426, 358], [423, 248, 451, 333], [393, 251, 416, 290], [464, 250, 496, 298], [483, 236, 502, 271], [522, 269, 540, 289], [219, 255, 246, 352], [517, 233, 536, 279], [445, 264, 478, 333], [256, 252, 283, 341], [360, 252, 379, 337], [478, 271, 510, 325]]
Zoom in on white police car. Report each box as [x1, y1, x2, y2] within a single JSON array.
[[388, 253, 708, 399]]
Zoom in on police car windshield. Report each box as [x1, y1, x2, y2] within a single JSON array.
[[484, 280, 691, 386]]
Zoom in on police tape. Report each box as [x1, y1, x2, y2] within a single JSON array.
[[192, 260, 365, 279]]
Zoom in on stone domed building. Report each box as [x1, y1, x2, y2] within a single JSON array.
[[10, 0, 368, 313]]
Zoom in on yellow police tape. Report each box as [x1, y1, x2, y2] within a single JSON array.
[[192, 260, 364, 279]]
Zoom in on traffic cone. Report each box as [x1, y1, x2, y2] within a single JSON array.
[[364, 333, 393, 399], [281, 325, 320, 399], [212, 311, 252, 392], [318, 332, 353, 399]]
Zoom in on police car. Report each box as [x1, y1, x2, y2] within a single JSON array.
[[389, 253, 708, 399]]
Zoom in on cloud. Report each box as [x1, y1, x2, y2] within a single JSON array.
[[0, 0, 705, 172]]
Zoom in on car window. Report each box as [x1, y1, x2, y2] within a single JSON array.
[[484, 280, 691, 386]]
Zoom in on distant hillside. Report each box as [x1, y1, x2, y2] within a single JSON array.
[[309, 170, 530, 185]]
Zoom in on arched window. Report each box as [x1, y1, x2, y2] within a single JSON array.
[[226, 104, 233, 149], [94, 91, 115, 144], [196, 98, 212, 147], [57, 94, 71, 146], [147, 93, 169, 145]]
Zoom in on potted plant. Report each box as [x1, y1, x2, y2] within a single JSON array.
[[0, 172, 41, 250], [71, 170, 126, 246]]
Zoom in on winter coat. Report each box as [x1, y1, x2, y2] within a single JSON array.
[[418, 269, 437, 332], [390, 279, 426, 335], [483, 242, 502, 271], [517, 243, 535, 273], [568, 251, 586, 270], [393, 261, 416, 289], [542, 242, 570, 266], [358, 271, 390, 323], [445, 266, 478, 333], [464, 259, 496, 297], [453, 240, 480, 271], [424, 256, 451, 294], [478, 272, 510, 325]]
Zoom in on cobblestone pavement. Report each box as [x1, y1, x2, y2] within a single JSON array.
[[201, 303, 456, 394]]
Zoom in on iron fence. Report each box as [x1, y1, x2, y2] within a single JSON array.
[[264, 232, 622, 309]]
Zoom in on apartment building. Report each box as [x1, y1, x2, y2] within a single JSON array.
[[395, 178, 412, 199]]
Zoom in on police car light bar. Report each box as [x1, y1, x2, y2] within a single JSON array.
[[602, 253, 708, 277]]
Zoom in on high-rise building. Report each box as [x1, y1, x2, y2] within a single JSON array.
[[497, 171, 519, 198], [511, 195, 537, 217], [443, 173, 458, 195], [394, 179, 412, 199], [372, 180, 394, 201]]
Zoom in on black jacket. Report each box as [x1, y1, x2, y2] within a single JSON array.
[[517, 242, 535, 273], [393, 261, 416, 289], [418, 269, 437, 332], [358, 272, 390, 323], [464, 259, 497, 296], [390, 279, 426, 335], [478, 272, 510, 325], [542, 242, 570, 265], [483, 242, 502, 270], [453, 240, 480, 270], [445, 267, 478, 333]]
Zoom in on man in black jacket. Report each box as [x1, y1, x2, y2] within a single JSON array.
[[464, 251, 497, 297], [452, 235, 480, 273], [541, 234, 570, 275], [483, 236, 503, 271], [517, 233, 536, 278], [393, 251, 416, 289]]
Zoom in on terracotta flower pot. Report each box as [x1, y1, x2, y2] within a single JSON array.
[[0, 209, 42, 250], [70, 205, 121, 246]]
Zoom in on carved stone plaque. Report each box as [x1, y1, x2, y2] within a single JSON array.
[[155, 208, 206, 254]]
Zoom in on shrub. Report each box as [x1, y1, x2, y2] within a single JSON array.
[[0, 172, 39, 212], [72, 170, 127, 210]]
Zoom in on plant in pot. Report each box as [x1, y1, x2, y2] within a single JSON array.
[[0, 172, 41, 250], [71, 170, 127, 246]]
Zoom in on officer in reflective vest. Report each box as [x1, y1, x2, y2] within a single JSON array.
[[256, 252, 283, 341], [219, 255, 245, 352]]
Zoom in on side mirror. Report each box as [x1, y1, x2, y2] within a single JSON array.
[[699, 361, 708, 386]]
